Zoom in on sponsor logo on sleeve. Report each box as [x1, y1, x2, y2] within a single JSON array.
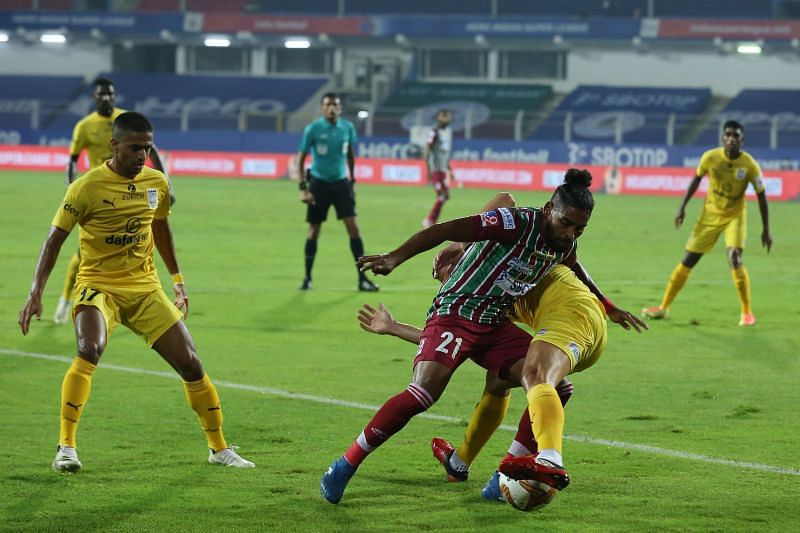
[[63, 202, 79, 217], [480, 210, 499, 227], [497, 207, 515, 230]]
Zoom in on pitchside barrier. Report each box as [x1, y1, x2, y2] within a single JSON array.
[[2, 145, 798, 201]]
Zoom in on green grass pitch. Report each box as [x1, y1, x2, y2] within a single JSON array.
[[0, 171, 798, 531]]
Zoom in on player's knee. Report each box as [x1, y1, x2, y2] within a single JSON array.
[[728, 248, 743, 268], [179, 355, 204, 382], [76, 340, 104, 364]]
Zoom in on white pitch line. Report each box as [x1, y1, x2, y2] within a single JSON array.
[[2, 347, 799, 477]]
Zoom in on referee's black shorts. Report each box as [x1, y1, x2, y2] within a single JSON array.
[[306, 176, 356, 224]]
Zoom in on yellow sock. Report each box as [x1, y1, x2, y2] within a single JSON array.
[[527, 384, 564, 455], [660, 262, 693, 309], [183, 374, 227, 451], [62, 253, 80, 300], [456, 391, 510, 466], [731, 266, 752, 315], [59, 357, 96, 448]]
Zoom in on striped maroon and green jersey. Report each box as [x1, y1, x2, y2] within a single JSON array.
[[428, 207, 574, 325]]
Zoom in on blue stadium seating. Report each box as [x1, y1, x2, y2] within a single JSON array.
[[532, 85, 712, 144], [694, 89, 800, 149], [0, 73, 328, 133], [0, 75, 84, 129]]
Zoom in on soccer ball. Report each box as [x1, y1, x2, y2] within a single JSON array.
[[498, 472, 557, 512]]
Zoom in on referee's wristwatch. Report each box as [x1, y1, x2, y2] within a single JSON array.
[[299, 180, 308, 191]]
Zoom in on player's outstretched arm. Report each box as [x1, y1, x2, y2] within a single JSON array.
[[568, 259, 647, 333], [359, 216, 481, 276], [19, 226, 69, 335], [152, 218, 189, 319], [358, 303, 423, 344], [756, 190, 772, 252]]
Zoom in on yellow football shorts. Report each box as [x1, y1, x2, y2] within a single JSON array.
[[531, 298, 607, 374], [72, 283, 183, 346], [686, 208, 746, 254]]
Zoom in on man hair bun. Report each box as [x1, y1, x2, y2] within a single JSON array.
[[564, 168, 592, 189]]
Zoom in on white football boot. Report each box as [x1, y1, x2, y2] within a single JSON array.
[[52, 445, 82, 473], [208, 445, 255, 468]]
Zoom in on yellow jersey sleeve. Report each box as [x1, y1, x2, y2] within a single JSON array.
[[153, 173, 171, 220], [695, 149, 713, 178], [69, 119, 86, 157], [51, 180, 88, 232], [747, 156, 766, 194]]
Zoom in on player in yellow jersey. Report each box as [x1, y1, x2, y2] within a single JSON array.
[[53, 78, 171, 325], [19, 112, 253, 472], [643, 120, 772, 326]]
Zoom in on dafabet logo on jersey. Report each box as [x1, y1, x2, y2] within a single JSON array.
[[105, 232, 149, 246], [63, 202, 80, 217]]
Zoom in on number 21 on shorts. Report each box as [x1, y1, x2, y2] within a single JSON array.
[[435, 331, 463, 359]]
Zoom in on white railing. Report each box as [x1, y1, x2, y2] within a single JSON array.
[[1, 101, 796, 149]]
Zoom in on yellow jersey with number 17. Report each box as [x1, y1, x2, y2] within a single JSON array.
[[69, 108, 127, 170], [51, 162, 171, 291], [696, 147, 765, 219]]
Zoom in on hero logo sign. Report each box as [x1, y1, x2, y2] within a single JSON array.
[[480, 210, 499, 227]]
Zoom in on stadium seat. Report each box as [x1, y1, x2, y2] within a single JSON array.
[[186, 0, 249, 12], [136, 0, 182, 12]]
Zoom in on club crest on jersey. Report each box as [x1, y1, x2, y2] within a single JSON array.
[[568, 341, 581, 363], [735, 168, 746, 181], [147, 188, 158, 209]]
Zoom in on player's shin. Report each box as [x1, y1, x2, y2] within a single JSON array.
[[731, 266, 752, 315], [60, 357, 96, 448], [183, 374, 227, 451], [343, 383, 432, 468], [661, 263, 692, 309], [456, 390, 509, 465], [528, 384, 565, 465]]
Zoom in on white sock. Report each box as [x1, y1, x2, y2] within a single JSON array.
[[538, 448, 563, 467], [508, 440, 533, 457], [448, 450, 469, 472]]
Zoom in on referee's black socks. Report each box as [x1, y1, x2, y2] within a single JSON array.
[[350, 237, 367, 281], [304, 239, 317, 280]]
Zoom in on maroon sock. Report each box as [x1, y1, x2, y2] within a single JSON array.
[[343, 384, 433, 467], [427, 197, 446, 224]]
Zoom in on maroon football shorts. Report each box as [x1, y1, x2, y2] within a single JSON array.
[[431, 170, 449, 193], [413, 314, 531, 380]]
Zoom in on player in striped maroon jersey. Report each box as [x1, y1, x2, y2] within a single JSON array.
[[320, 169, 642, 504]]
